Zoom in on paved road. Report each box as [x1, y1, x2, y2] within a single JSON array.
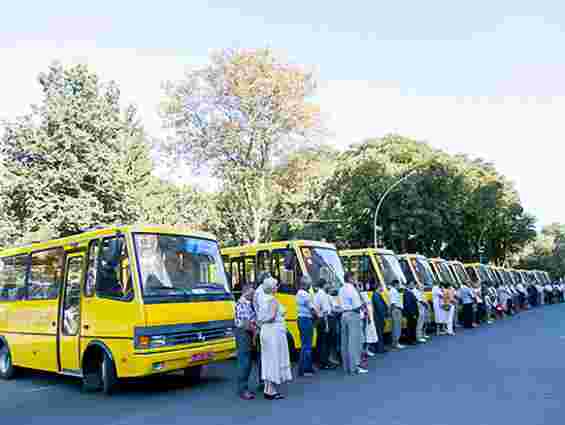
[[2, 304, 565, 425]]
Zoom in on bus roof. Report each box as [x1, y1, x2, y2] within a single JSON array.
[[338, 248, 396, 256], [221, 240, 337, 256], [0, 224, 217, 257]]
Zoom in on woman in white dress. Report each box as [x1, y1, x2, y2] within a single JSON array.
[[432, 283, 448, 335], [360, 290, 378, 356], [258, 277, 292, 400]]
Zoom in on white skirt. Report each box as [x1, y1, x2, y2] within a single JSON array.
[[260, 323, 293, 385]]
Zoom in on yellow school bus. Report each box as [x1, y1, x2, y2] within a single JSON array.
[[397, 254, 435, 303], [0, 225, 236, 394], [429, 258, 459, 287], [338, 248, 408, 333], [221, 240, 345, 354], [448, 261, 473, 286]]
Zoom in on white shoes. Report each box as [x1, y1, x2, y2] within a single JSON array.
[[356, 367, 369, 374]]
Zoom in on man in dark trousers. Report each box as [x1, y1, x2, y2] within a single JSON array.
[[403, 280, 419, 345], [371, 283, 389, 353]]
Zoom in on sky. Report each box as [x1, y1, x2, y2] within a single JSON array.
[[1, 0, 564, 228]]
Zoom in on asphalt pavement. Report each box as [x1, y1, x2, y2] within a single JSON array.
[[2, 304, 565, 425]]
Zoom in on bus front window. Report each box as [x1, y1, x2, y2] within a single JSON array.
[[134, 233, 230, 301], [412, 258, 435, 287], [378, 254, 407, 286], [301, 247, 345, 287]]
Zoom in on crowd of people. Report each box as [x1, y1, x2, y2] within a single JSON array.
[[234, 271, 565, 401]]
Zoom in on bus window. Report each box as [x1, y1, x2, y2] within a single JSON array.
[[301, 247, 344, 288], [0, 255, 28, 301], [245, 257, 256, 286], [29, 248, 64, 300], [257, 250, 270, 275], [399, 259, 414, 284], [230, 260, 243, 292], [272, 249, 298, 293], [342, 255, 375, 290], [96, 236, 133, 301]]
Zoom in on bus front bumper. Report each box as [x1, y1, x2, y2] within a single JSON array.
[[127, 339, 236, 377]]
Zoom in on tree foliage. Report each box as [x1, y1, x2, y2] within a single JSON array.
[[161, 48, 322, 242], [0, 63, 151, 244]]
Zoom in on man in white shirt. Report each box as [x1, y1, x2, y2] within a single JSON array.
[[544, 283, 553, 304], [338, 272, 367, 375], [412, 285, 429, 343], [388, 280, 404, 350], [313, 279, 337, 369], [536, 283, 545, 305]]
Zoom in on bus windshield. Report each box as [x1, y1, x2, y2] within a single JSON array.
[[479, 265, 493, 282], [134, 233, 230, 301], [437, 262, 456, 284], [301, 247, 345, 287], [411, 257, 435, 287], [377, 254, 407, 285], [452, 263, 470, 284]]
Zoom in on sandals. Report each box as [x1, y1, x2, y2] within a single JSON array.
[[264, 393, 285, 400]]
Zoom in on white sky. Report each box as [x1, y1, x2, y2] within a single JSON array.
[[0, 44, 563, 228]]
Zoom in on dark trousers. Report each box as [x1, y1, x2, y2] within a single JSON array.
[[406, 314, 418, 344], [329, 314, 341, 362], [298, 317, 314, 375], [235, 329, 254, 394], [373, 315, 386, 353], [316, 318, 331, 366], [463, 303, 474, 328], [476, 303, 486, 323]]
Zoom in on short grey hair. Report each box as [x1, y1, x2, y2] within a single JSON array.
[[262, 277, 278, 294]]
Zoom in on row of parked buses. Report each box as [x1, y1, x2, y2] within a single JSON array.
[[0, 226, 552, 394]]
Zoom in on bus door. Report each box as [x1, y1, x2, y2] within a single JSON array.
[[58, 253, 85, 373]]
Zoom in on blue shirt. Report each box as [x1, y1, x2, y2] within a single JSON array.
[[458, 286, 475, 304], [296, 289, 314, 318]]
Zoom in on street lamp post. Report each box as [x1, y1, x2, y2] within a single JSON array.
[[373, 168, 419, 249]]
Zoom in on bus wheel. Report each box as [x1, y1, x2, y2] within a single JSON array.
[[0, 345, 15, 380], [183, 365, 203, 383], [82, 350, 117, 395], [100, 353, 118, 395]]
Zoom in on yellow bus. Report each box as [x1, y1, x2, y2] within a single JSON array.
[[221, 240, 345, 354], [0, 225, 236, 394], [338, 248, 408, 333], [397, 254, 435, 302], [448, 261, 473, 286], [429, 258, 459, 287]]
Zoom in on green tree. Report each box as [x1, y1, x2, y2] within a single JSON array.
[[0, 62, 149, 243], [161, 48, 321, 243]]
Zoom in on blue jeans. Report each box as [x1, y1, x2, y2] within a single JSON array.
[[298, 317, 314, 375]]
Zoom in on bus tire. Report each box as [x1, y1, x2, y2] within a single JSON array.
[[183, 365, 203, 382], [100, 352, 118, 395], [0, 344, 16, 380]]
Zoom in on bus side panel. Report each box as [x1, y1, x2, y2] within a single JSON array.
[[2, 300, 59, 371]]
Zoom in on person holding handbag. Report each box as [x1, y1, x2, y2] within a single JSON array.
[[235, 283, 259, 400], [296, 276, 319, 377]]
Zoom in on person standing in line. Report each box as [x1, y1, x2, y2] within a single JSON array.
[[235, 283, 258, 400], [328, 284, 343, 365], [403, 280, 419, 345], [388, 279, 405, 349], [432, 281, 447, 335], [313, 279, 337, 370], [296, 276, 318, 377], [371, 283, 389, 353], [458, 283, 475, 329], [536, 281, 544, 306], [253, 271, 270, 389], [544, 281, 553, 305], [412, 284, 429, 343], [443, 284, 457, 336], [359, 281, 378, 360], [258, 277, 292, 400], [338, 272, 368, 375]]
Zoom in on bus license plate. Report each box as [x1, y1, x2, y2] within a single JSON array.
[[191, 352, 214, 362]]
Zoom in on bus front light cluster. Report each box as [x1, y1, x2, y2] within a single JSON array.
[[136, 335, 167, 349]]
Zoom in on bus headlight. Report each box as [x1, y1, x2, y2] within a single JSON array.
[[136, 335, 167, 349]]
